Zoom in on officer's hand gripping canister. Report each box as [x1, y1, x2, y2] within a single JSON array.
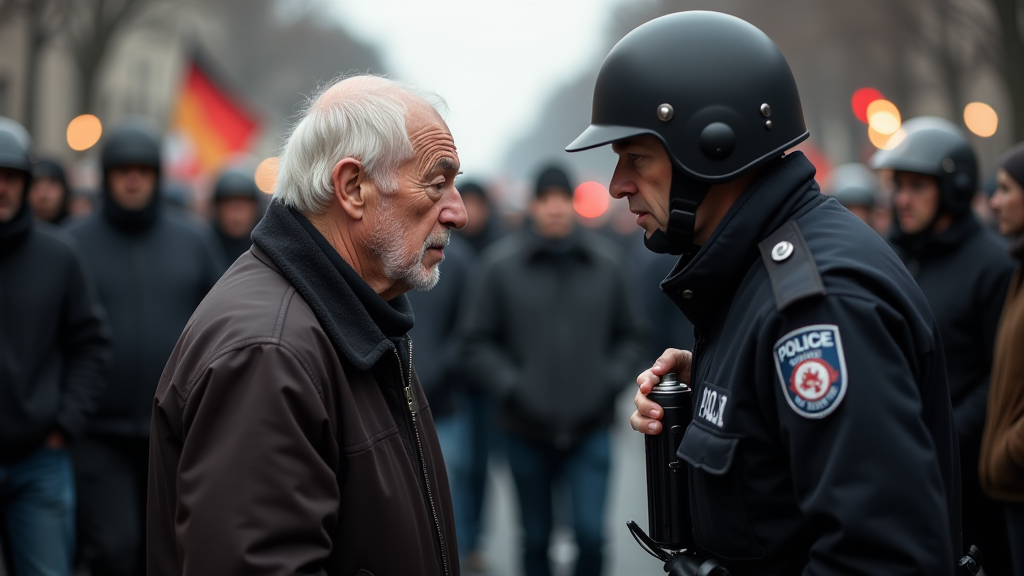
[[627, 373, 730, 576]]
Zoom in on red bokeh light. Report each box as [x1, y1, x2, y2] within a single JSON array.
[[851, 87, 884, 123], [573, 181, 609, 219]]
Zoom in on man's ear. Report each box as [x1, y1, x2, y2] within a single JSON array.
[[332, 158, 369, 220]]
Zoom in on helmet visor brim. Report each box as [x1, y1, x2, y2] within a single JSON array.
[[565, 124, 657, 153]]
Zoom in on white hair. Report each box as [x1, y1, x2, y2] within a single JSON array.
[[274, 75, 445, 214]]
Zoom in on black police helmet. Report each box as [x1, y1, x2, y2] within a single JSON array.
[[101, 119, 162, 175], [826, 164, 877, 208], [213, 168, 260, 202], [0, 126, 32, 176], [870, 116, 977, 215], [566, 11, 808, 182]]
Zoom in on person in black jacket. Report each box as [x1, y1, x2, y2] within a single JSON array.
[[462, 164, 646, 576], [567, 11, 962, 575], [210, 166, 263, 265], [0, 123, 110, 576], [65, 119, 223, 576], [451, 179, 504, 572], [872, 117, 1015, 575]]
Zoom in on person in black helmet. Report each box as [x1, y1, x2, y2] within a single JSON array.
[[825, 163, 878, 228], [567, 11, 962, 575], [0, 121, 110, 576], [872, 116, 1015, 575], [29, 157, 71, 224], [65, 119, 223, 576], [210, 167, 263, 264]]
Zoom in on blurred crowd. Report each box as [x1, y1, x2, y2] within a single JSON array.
[[3, 97, 1024, 576]]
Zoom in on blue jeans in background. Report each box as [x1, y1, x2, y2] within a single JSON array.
[[434, 411, 471, 558], [462, 388, 498, 556], [505, 428, 611, 576], [0, 445, 75, 576]]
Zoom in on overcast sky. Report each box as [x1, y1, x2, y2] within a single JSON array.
[[327, 0, 634, 179]]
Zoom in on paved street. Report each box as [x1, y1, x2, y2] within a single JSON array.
[[473, 390, 658, 576]]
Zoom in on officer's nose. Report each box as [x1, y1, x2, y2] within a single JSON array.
[[609, 159, 636, 200]]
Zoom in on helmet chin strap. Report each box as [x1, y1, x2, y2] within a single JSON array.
[[643, 165, 711, 256]]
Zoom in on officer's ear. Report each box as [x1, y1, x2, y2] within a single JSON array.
[[331, 158, 368, 220]]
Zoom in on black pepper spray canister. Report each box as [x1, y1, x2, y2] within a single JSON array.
[[644, 372, 694, 550]]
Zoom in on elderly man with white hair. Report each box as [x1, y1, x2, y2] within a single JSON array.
[[147, 76, 466, 576]]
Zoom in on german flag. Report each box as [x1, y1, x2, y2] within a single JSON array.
[[170, 51, 259, 175]]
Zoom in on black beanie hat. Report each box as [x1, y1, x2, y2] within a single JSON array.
[[534, 165, 573, 198], [1000, 142, 1024, 189], [458, 180, 486, 199], [33, 158, 67, 188]]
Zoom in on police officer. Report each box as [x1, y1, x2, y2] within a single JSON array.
[[872, 117, 1015, 575], [825, 163, 878, 229], [566, 11, 961, 575]]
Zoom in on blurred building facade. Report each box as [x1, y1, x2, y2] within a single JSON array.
[[0, 0, 383, 187]]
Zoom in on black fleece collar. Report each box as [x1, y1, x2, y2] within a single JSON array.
[[250, 200, 414, 370], [662, 152, 823, 331]]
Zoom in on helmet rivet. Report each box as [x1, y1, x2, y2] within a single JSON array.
[[760, 103, 771, 117], [942, 158, 956, 173], [765, 120, 773, 130], [771, 241, 794, 262], [657, 103, 674, 122]]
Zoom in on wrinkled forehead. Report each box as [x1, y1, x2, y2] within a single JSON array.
[[404, 97, 458, 171]]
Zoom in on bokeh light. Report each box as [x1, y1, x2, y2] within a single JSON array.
[[851, 87, 884, 123], [964, 102, 998, 137], [67, 114, 103, 151], [573, 181, 609, 218], [254, 157, 280, 194], [866, 99, 901, 134], [868, 126, 906, 150]]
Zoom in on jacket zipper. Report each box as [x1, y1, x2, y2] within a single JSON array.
[[396, 339, 450, 576]]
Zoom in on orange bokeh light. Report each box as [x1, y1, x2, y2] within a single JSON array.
[[866, 99, 901, 134], [254, 157, 280, 194], [67, 114, 102, 151], [868, 126, 906, 150], [573, 181, 609, 218], [964, 102, 998, 137]]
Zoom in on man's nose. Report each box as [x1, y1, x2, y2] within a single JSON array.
[[609, 164, 634, 200], [441, 190, 469, 229]]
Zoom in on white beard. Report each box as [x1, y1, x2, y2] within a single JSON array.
[[365, 195, 448, 291]]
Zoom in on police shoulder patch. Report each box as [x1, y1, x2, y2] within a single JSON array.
[[772, 324, 847, 419]]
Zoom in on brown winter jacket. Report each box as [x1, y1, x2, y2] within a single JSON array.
[[147, 201, 458, 576], [980, 267, 1024, 503]]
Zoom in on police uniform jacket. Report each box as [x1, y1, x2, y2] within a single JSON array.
[[664, 152, 960, 576]]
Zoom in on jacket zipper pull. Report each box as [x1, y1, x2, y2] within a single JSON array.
[[404, 385, 419, 415]]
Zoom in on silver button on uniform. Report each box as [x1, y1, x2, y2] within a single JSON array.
[[771, 241, 794, 262]]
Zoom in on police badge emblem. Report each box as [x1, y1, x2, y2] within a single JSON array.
[[773, 324, 847, 418]]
